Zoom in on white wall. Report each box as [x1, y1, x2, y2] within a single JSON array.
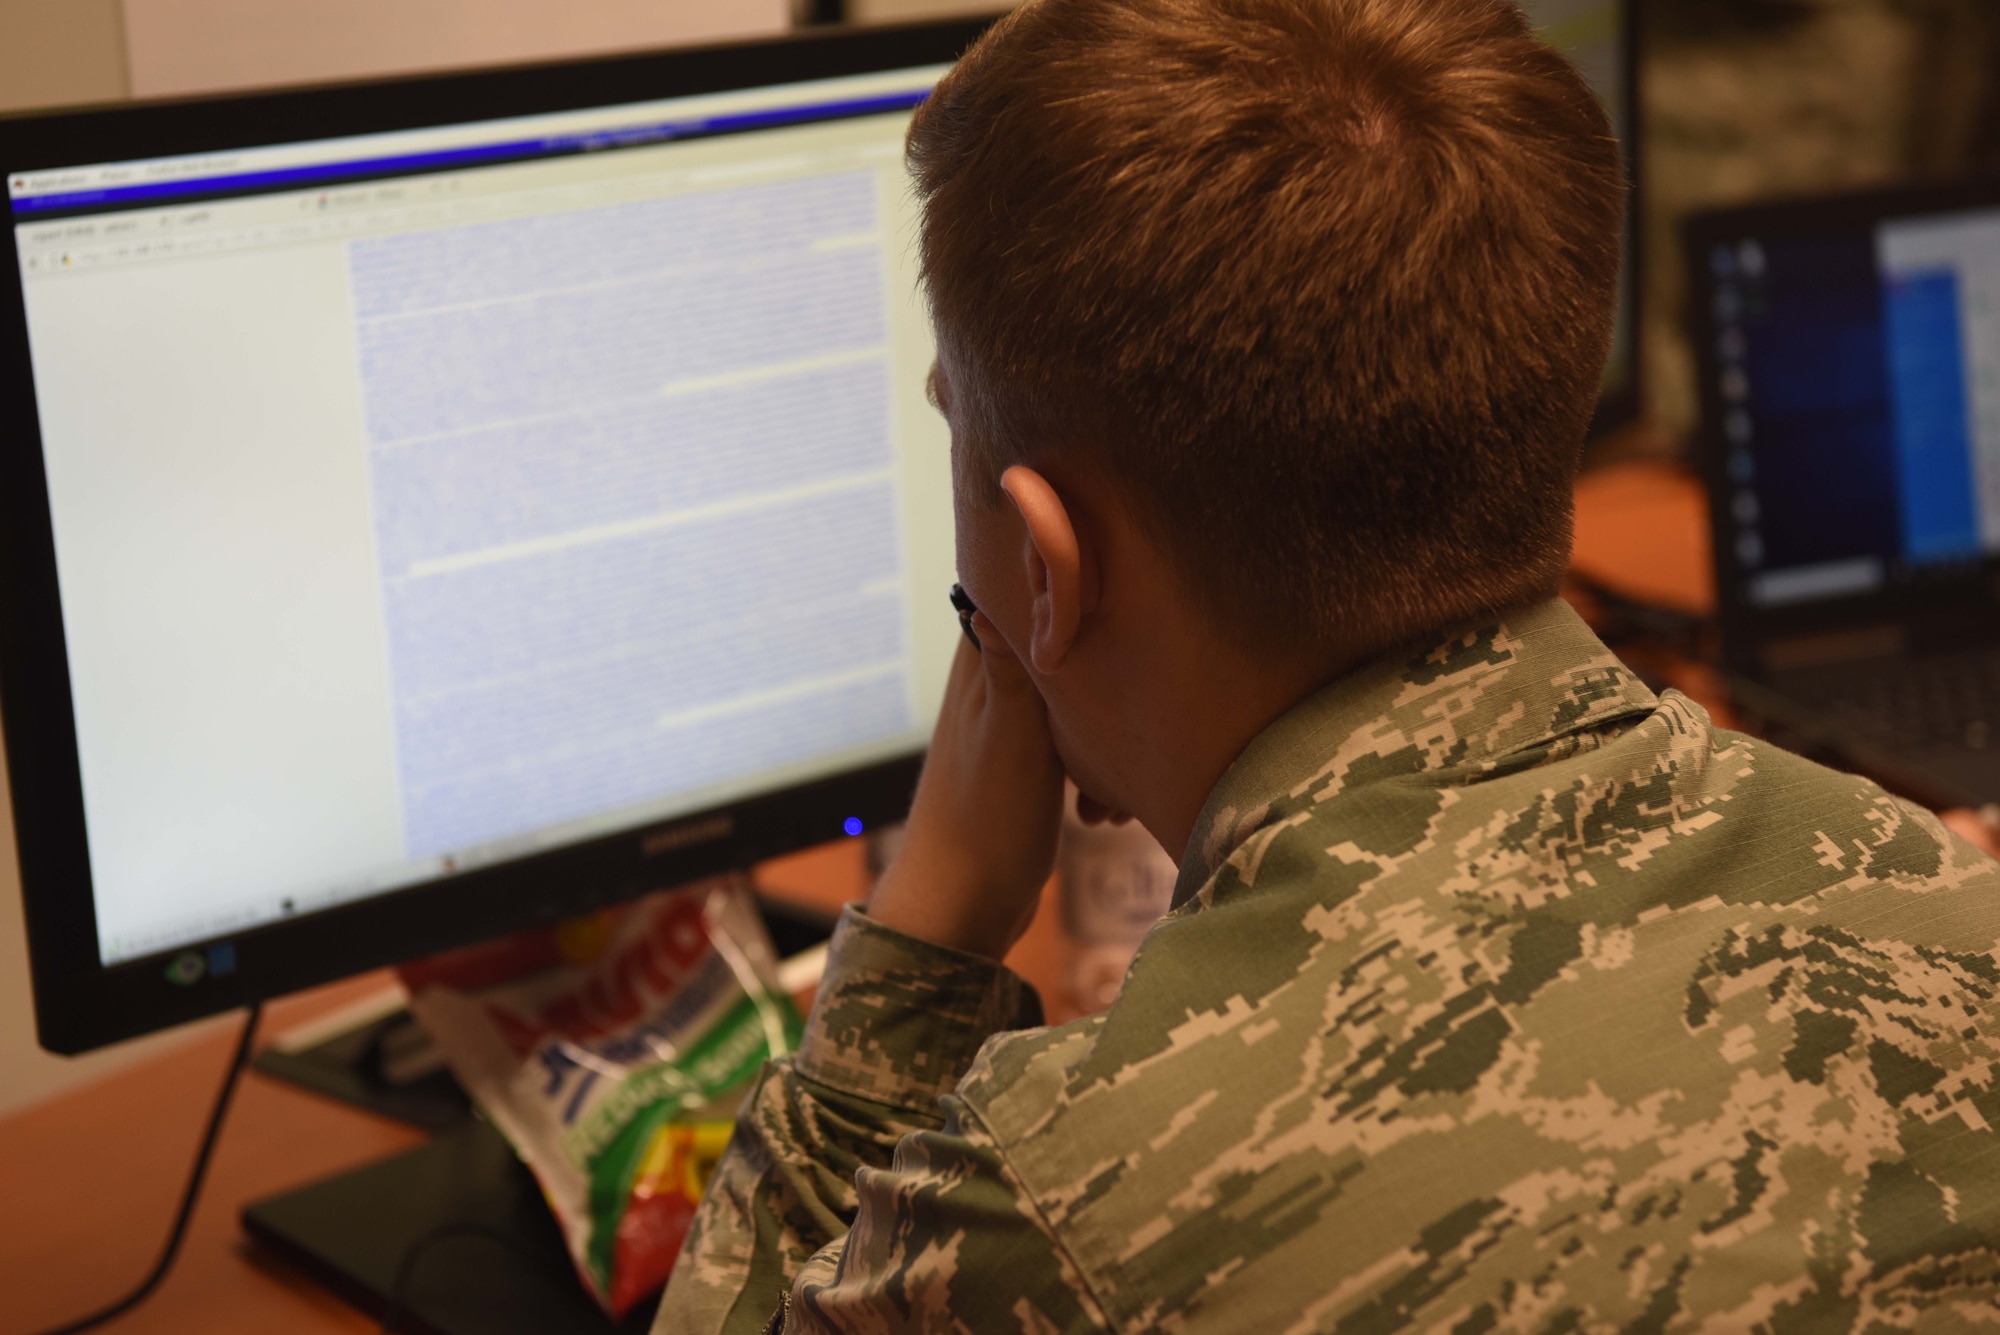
[[0, 0, 1010, 115], [848, 0, 1003, 21], [124, 0, 786, 98], [0, 0, 129, 111]]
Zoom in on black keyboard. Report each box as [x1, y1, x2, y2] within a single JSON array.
[[1786, 648, 2000, 754]]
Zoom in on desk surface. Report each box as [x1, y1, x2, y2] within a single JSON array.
[[0, 460, 1715, 1335]]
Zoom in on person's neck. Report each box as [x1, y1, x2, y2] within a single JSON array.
[[1127, 596, 1573, 856], [1108, 633, 1352, 865]]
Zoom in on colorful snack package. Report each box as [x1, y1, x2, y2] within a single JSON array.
[[399, 873, 801, 1316]]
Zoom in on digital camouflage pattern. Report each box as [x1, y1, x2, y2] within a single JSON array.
[[656, 599, 2000, 1333]]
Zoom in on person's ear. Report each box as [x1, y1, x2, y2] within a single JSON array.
[[999, 465, 1091, 675]]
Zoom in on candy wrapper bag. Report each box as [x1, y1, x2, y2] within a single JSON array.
[[399, 874, 802, 1316]]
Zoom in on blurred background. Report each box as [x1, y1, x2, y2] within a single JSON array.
[[1638, 0, 2000, 449]]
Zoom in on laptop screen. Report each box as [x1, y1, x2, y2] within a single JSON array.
[[1701, 203, 2000, 611]]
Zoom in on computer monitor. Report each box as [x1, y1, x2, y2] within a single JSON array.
[[2, 19, 989, 1054]]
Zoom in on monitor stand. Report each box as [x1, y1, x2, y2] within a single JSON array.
[[243, 891, 839, 1333], [252, 1003, 473, 1131], [244, 1116, 652, 1335]]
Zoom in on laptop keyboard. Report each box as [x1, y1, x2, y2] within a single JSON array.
[[1789, 649, 2000, 753]]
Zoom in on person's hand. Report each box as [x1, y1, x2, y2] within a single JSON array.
[[1942, 806, 2000, 859], [866, 613, 1066, 959]]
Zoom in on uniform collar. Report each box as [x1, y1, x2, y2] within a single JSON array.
[[1173, 598, 1657, 909]]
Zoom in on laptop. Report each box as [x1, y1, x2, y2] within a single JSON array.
[[1686, 178, 2000, 810]]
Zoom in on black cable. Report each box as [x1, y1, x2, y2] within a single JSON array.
[[35, 1002, 264, 1335]]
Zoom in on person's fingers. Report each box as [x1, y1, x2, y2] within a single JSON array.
[[1942, 807, 2000, 859]]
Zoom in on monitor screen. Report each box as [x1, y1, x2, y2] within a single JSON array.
[[8, 58, 959, 969], [1697, 199, 2000, 612]]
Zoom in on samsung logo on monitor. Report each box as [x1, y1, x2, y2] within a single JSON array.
[[640, 814, 734, 858]]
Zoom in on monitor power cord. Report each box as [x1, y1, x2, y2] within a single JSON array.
[[35, 1002, 264, 1335]]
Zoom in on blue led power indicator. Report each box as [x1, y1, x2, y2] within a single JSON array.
[[843, 817, 864, 838]]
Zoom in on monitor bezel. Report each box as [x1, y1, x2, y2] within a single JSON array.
[[1684, 174, 2000, 676], [1, 16, 993, 1054]]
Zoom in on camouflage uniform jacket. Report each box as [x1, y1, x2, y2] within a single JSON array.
[[657, 598, 2000, 1333]]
